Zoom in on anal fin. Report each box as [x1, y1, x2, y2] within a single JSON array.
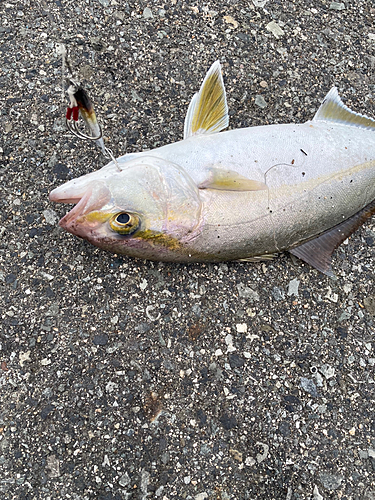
[[290, 198, 375, 276], [238, 253, 278, 262]]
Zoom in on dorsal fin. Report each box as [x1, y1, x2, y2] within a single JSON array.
[[313, 87, 375, 130], [184, 61, 229, 139]]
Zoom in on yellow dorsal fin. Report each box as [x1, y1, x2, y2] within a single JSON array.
[[183, 61, 229, 139], [199, 168, 267, 191], [313, 87, 375, 130]]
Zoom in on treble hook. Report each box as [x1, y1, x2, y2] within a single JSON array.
[[65, 114, 103, 141], [65, 82, 121, 171], [66, 82, 104, 143]]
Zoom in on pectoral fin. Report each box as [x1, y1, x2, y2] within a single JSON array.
[[290, 198, 375, 276], [199, 168, 267, 191], [184, 61, 229, 139]]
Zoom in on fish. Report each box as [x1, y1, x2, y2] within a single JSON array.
[[49, 61, 375, 276]]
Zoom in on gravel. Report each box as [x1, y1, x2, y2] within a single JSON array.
[[1, 1, 375, 499]]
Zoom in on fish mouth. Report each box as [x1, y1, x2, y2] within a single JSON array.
[[57, 190, 92, 231], [49, 181, 111, 234]]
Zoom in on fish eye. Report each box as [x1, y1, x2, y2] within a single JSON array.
[[116, 213, 130, 225], [110, 212, 140, 235]]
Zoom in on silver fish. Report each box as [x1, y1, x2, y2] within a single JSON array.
[[50, 61, 375, 275]]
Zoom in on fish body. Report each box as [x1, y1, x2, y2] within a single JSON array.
[[50, 62, 375, 275]]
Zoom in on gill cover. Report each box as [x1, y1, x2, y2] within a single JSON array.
[[114, 157, 202, 238]]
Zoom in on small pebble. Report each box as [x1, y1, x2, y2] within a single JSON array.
[[143, 7, 153, 19], [252, 0, 268, 7], [223, 15, 238, 29], [255, 95, 267, 109], [93, 334, 109, 346], [319, 364, 335, 379], [228, 353, 245, 368], [245, 456, 256, 466], [43, 209, 58, 225], [300, 377, 318, 397], [19, 351, 31, 367], [195, 494, 208, 500], [236, 283, 259, 301], [330, 2, 345, 10], [119, 473, 130, 487], [236, 323, 247, 333], [229, 448, 243, 462], [266, 21, 285, 39], [287, 278, 300, 297], [319, 472, 343, 490], [313, 485, 324, 500]]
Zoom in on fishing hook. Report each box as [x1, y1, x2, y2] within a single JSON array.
[[65, 113, 103, 141], [66, 111, 120, 171]]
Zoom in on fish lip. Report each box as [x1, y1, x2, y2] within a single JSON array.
[[50, 181, 112, 235], [49, 184, 83, 205], [57, 190, 91, 231], [49, 194, 81, 204], [49, 183, 95, 230]]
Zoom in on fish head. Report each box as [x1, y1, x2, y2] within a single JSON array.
[[49, 156, 203, 260]]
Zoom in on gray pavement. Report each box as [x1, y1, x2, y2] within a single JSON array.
[[1, 1, 375, 499]]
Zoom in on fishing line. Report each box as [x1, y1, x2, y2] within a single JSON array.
[[40, 0, 121, 170]]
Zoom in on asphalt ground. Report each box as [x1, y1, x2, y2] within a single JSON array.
[[1, 1, 375, 499]]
